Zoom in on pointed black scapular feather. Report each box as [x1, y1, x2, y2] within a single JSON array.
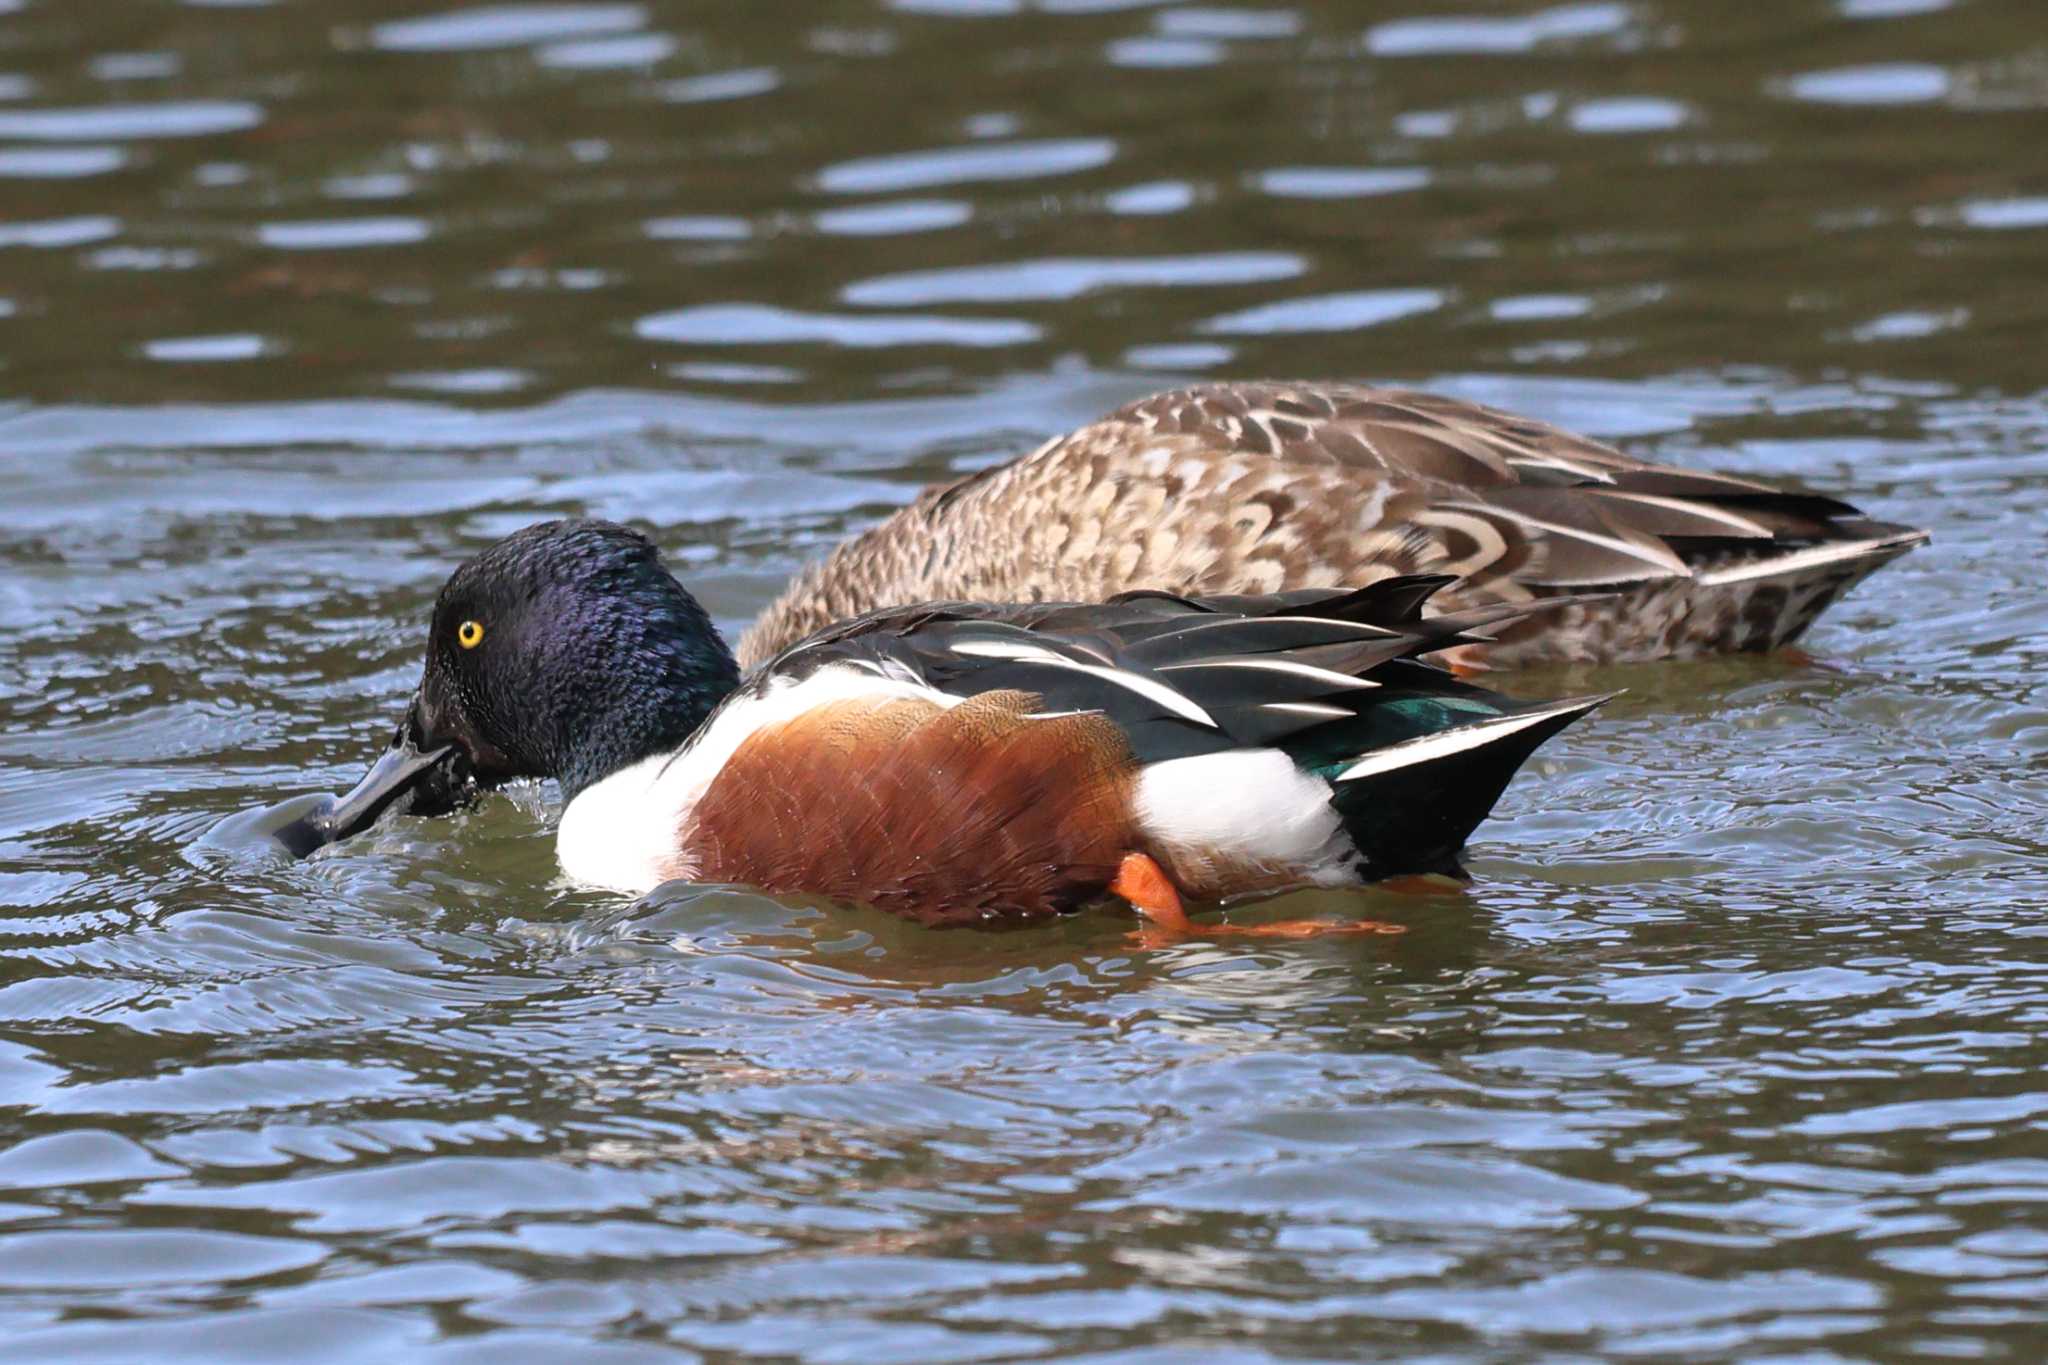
[[769, 574, 1610, 771]]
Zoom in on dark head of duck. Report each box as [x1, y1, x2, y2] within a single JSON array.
[[288, 520, 740, 854]]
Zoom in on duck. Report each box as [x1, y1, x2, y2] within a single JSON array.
[[290, 519, 1609, 932], [738, 382, 1929, 671]]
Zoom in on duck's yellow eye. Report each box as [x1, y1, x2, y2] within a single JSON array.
[[457, 620, 485, 650]]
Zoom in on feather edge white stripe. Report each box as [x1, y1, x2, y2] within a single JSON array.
[[1259, 701, 1356, 720], [1150, 614, 1405, 639], [1158, 658, 1379, 689], [1593, 490, 1772, 537], [1331, 698, 1595, 782], [1449, 500, 1686, 574], [948, 640, 1216, 727], [1693, 533, 1927, 587]]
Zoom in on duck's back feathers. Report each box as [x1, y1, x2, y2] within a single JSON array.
[[765, 575, 1519, 764], [737, 382, 1927, 669], [616, 577, 1604, 922]]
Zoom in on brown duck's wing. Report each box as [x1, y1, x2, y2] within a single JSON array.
[[1113, 383, 1843, 506], [1101, 383, 1891, 585], [735, 382, 1927, 667]]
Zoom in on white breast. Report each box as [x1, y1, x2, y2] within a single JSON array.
[[554, 663, 956, 895]]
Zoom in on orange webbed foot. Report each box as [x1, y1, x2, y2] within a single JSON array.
[[1112, 852, 1190, 930], [1440, 644, 1490, 679], [1115, 853, 1413, 945], [1127, 914, 1409, 946], [1207, 917, 1408, 940]]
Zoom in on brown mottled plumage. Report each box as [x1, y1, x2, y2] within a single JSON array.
[[683, 690, 1137, 927], [739, 382, 1928, 670]]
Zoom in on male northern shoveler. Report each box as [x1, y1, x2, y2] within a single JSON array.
[[291, 519, 1608, 932], [740, 382, 1929, 671]]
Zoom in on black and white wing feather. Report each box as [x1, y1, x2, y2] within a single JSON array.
[[766, 575, 1575, 763]]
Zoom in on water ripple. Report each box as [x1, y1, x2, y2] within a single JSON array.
[[1201, 287, 1446, 334], [816, 137, 1117, 194], [0, 100, 261, 139], [0, 1230, 326, 1290], [1367, 3, 1635, 57], [1778, 62, 1952, 105], [256, 217, 432, 249], [636, 303, 1040, 348], [1254, 165, 1432, 198], [0, 146, 126, 178], [843, 251, 1303, 306], [369, 4, 648, 54]]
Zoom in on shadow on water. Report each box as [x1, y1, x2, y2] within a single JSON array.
[[0, 0, 2045, 1359]]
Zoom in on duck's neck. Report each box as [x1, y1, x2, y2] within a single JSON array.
[[546, 603, 742, 804]]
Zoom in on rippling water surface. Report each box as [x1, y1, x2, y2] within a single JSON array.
[[3, 1, 2046, 1359]]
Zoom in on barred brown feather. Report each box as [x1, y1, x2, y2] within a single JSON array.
[[738, 382, 1927, 669]]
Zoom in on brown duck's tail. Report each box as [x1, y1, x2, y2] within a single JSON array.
[[1686, 518, 1928, 590], [1463, 518, 1929, 667], [1680, 518, 1929, 653]]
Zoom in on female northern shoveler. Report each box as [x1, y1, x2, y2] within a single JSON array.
[[740, 382, 1929, 671], [291, 519, 1607, 932]]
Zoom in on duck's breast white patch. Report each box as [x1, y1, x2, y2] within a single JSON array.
[[554, 751, 687, 895], [554, 663, 955, 895]]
